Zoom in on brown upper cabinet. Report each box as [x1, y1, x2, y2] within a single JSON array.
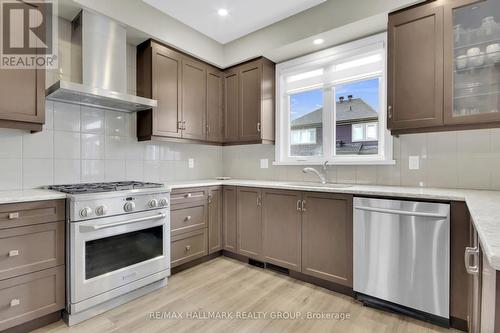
[[388, 0, 500, 134], [181, 57, 206, 140], [206, 67, 225, 143], [137, 39, 275, 145], [226, 58, 275, 144], [0, 67, 45, 133]]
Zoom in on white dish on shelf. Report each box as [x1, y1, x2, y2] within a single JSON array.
[[468, 52, 485, 67], [456, 55, 468, 69], [486, 43, 500, 63]]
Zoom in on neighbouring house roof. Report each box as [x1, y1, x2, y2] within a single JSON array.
[[291, 98, 378, 128]]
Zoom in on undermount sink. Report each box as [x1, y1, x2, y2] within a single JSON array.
[[283, 182, 353, 189]]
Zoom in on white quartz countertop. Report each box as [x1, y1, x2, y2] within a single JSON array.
[[168, 178, 500, 270], [0, 189, 67, 204]]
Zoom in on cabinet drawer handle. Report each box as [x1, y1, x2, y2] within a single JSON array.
[[301, 200, 306, 212], [184, 193, 192, 198], [10, 299, 20, 307], [185, 216, 192, 222], [8, 212, 19, 220], [465, 246, 479, 275], [185, 245, 191, 251], [257, 122, 261, 132], [388, 105, 393, 119], [296, 200, 301, 211], [8, 250, 19, 257]]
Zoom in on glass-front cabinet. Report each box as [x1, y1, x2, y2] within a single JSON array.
[[445, 0, 500, 125]]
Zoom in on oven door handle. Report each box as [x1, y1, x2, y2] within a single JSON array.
[[79, 213, 167, 232]]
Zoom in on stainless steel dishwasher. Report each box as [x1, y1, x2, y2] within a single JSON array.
[[353, 197, 450, 325]]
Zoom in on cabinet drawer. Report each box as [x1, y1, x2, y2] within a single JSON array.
[[171, 188, 206, 205], [0, 200, 65, 230], [171, 203, 206, 236], [0, 266, 65, 331], [0, 222, 65, 280], [171, 229, 207, 267]]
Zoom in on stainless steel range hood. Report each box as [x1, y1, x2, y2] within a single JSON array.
[[46, 10, 157, 112]]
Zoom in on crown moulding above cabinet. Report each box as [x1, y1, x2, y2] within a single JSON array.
[[136, 39, 275, 146]]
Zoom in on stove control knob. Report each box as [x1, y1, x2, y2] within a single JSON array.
[[80, 207, 92, 218], [95, 205, 108, 216], [148, 199, 158, 208], [124, 201, 135, 212], [159, 198, 169, 207]]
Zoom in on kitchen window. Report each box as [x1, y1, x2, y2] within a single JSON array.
[[275, 33, 394, 165]]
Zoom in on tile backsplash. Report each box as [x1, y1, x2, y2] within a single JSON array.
[[0, 101, 223, 190], [222, 129, 500, 191], [2, 101, 499, 191]]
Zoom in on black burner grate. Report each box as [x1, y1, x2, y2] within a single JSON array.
[[47, 181, 163, 194]]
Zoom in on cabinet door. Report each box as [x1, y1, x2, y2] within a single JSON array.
[[224, 70, 239, 142], [208, 187, 222, 254], [301, 192, 353, 286], [262, 189, 302, 271], [239, 60, 262, 141], [207, 67, 224, 142], [444, 0, 500, 125], [0, 68, 44, 127], [222, 186, 237, 252], [237, 187, 262, 260], [182, 57, 206, 140], [388, 3, 444, 130], [0, 1, 44, 130], [152, 45, 182, 138]]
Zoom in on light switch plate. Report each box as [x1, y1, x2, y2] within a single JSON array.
[[260, 159, 269, 169], [409, 156, 420, 170], [188, 158, 194, 169]]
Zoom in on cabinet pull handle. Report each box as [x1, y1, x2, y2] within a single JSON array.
[[301, 200, 306, 212], [465, 246, 479, 275], [8, 212, 19, 220], [257, 122, 261, 132], [8, 250, 19, 257], [185, 245, 191, 251], [388, 105, 393, 119], [256, 195, 262, 207], [296, 200, 302, 211], [185, 216, 192, 222], [208, 193, 213, 204], [185, 193, 192, 198], [10, 299, 20, 307]]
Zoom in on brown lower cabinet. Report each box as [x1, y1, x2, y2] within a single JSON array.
[[223, 186, 238, 252], [301, 192, 353, 286], [208, 187, 223, 253], [0, 199, 65, 332], [262, 189, 302, 271], [225, 186, 353, 287], [236, 187, 263, 260]]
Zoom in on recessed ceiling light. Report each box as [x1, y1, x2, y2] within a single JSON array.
[[218, 8, 228, 16], [313, 38, 324, 45]]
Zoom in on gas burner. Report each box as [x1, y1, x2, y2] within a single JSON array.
[[47, 181, 163, 194]]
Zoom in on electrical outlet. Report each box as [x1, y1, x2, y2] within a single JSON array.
[[409, 156, 420, 170], [188, 158, 194, 169], [260, 159, 269, 169]]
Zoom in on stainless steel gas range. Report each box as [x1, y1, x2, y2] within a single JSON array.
[[47, 181, 171, 326]]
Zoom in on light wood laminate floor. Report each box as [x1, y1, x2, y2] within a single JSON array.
[[33, 257, 460, 333]]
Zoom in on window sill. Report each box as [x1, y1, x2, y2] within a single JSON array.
[[273, 159, 396, 166]]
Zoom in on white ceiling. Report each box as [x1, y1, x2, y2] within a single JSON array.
[[142, 0, 326, 44]]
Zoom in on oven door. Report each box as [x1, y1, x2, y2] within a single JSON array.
[[70, 209, 170, 304]]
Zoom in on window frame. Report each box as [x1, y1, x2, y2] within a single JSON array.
[[275, 33, 394, 166]]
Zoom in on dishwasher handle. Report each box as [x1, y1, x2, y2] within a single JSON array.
[[354, 206, 449, 219]]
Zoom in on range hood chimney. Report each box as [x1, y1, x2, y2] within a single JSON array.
[[46, 10, 157, 112]]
